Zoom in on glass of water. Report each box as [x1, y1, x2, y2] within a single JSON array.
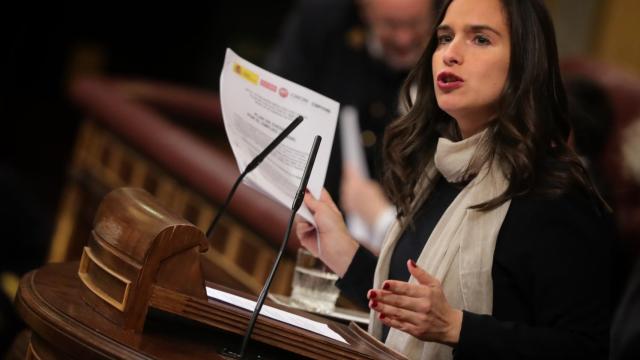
[[290, 248, 340, 313]]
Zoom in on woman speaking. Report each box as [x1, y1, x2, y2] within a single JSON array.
[[296, 0, 610, 358]]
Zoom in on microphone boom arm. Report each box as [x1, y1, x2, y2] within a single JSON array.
[[224, 135, 322, 359], [205, 115, 304, 240]]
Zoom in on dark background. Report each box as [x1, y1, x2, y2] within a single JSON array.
[[0, 0, 294, 248], [0, 1, 293, 352]]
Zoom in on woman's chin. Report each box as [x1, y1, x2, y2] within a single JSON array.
[[436, 102, 465, 118]]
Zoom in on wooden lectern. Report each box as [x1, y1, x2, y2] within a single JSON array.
[[15, 188, 406, 359]]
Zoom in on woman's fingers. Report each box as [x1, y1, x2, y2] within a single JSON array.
[[370, 299, 424, 327], [373, 291, 432, 314], [407, 260, 441, 287], [320, 188, 341, 214], [375, 264, 440, 298], [303, 192, 320, 214], [368, 274, 461, 344], [369, 285, 433, 321], [305, 188, 341, 216], [378, 314, 419, 336], [294, 220, 317, 252], [296, 222, 315, 239], [378, 280, 428, 298], [298, 187, 358, 277]]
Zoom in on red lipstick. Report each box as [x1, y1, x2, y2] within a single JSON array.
[[437, 71, 464, 90]]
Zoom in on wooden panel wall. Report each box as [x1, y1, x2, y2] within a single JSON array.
[[49, 120, 295, 296], [545, 0, 640, 74], [593, 0, 640, 74]]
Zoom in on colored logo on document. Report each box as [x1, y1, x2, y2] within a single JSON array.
[[278, 87, 289, 98], [233, 63, 259, 85], [260, 79, 277, 92]]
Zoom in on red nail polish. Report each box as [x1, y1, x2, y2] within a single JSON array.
[[410, 259, 416, 267], [369, 291, 377, 299], [380, 313, 386, 320], [371, 300, 378, 308], [382, 283, 390, 290]]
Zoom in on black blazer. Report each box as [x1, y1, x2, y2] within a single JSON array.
[[455, 191, 610, 360], [339, 186, 611, 360]]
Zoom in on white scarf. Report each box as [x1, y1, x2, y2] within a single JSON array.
[[369, 130, 511, 360]]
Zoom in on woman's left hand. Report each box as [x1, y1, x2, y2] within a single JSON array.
[[368, 260, 463, 346]]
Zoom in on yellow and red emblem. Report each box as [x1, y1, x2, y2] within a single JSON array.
[[232, 63, 259, 85]]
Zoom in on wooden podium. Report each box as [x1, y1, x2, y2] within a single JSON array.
[[15, 188, 406, 359]]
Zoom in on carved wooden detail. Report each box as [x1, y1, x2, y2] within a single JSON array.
[[49, 120, 293, 296]]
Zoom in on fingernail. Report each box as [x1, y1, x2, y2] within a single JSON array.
[[382, 282, 390, 290], [370, 300, 378, 308], [369, 291, 377, 299], [410, 259, 416, 268], [380, 313, 386, 320]]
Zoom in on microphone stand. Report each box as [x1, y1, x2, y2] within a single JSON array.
[[221, 135, 322, 359], [205, 115, 303, 240]]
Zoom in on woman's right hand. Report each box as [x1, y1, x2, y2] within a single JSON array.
[[295, 189, 359, 277]]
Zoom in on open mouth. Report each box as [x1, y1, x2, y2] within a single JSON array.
[[437, 71, 464, 90], [437, 72, 463, 83]]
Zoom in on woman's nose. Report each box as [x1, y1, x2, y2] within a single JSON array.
[[443, 40, 463, 66]]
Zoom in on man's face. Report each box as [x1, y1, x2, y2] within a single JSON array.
[[362, 0, 432, 70]]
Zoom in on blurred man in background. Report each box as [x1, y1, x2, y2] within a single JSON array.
[[266, 0, 438, 253]]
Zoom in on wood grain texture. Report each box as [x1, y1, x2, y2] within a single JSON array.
[[15, 263, 406, 359]]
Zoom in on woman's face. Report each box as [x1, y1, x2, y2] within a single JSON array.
[[432, 0, 511, 136]]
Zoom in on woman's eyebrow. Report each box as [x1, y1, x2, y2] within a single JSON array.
[[467, 24, 502, 37], [436, 24, 502, 38]]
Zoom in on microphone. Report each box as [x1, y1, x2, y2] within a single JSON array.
[[205, 115, 304, 240], [222, 135, 322, 359]]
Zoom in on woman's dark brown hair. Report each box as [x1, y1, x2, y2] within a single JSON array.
[[383, 0, 603, 219]]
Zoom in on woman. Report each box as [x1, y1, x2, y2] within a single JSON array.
[[296, 0, 610, 359]]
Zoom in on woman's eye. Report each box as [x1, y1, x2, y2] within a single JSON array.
[[437, 34, 453, 44], [473, 35, 491, 46]]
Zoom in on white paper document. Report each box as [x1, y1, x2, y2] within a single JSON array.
[[220, 48, 339, 224], [205, 286, 347, 344], [339, 106, 369, 178], [339, 106, 371, 242]]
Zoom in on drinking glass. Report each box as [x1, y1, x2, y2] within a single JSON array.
[[290, 248, 340, 313]]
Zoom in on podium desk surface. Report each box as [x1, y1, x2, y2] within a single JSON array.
[[14, 262, 302, 360]]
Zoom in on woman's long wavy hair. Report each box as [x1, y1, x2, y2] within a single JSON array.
[[383, 0, 604, 220]]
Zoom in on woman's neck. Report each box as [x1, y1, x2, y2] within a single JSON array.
[[451, 112, 493, 139]]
